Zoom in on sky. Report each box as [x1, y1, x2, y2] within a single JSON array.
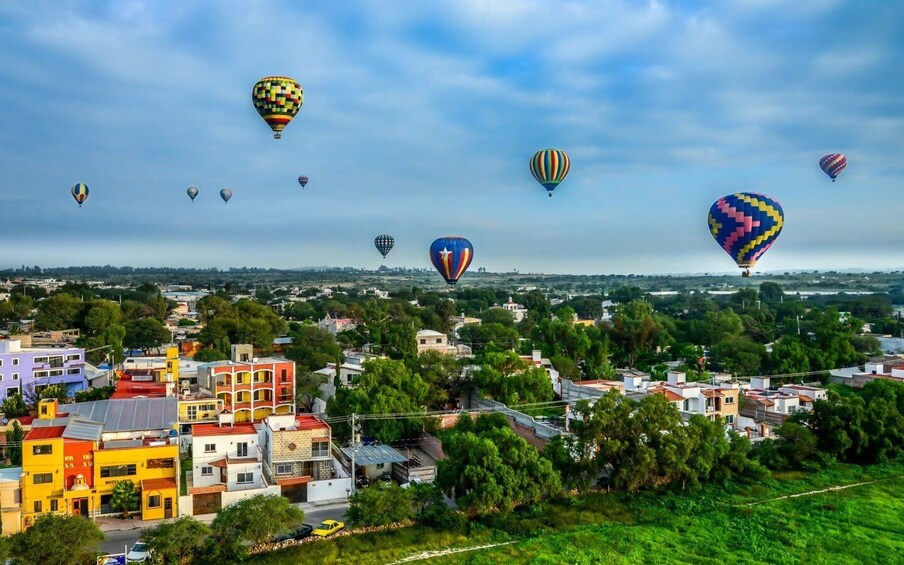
[[0, 0, 902, 276]]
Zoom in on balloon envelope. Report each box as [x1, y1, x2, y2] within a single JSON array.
[[252, 76, 303, 139], [298, 176, 309, 188], [220, 188, 233, 204], [187, 186, 199, 201], [819, 153, 846, 181], [529, 149, 571, 197], [374, 235, 395, 258], [429, 236, 474, 286], [708, 193, 784, 276], [71, 183, 89, 207]]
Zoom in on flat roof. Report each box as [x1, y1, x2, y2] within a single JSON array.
[[294, 415, 330, 431], [65, 397, 178, 432], [193, 423, 258, 437], [341, 444, 407, 466]]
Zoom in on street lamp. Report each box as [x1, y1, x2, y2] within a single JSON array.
[[345, 487, 350, 500]]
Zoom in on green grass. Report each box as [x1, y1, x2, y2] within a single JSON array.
[[248, 463, 904, 565]]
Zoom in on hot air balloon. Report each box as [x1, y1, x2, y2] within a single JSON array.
[[374, 235, 395, 259], [819, 153, 846, 181], [220, 188, 233, 204], [252, 76, 303, 139], [187, 186, 199, 202], [70, 183, 89, 207], [529, 149, 571, 197], [429, 236, 474, 286], [298, 176, 309, 188], [708, 193, 784, 277]]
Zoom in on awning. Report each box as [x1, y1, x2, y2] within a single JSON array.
[[141, 478, 178, 491]]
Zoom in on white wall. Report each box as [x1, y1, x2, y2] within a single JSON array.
[[222, 485, 281, 507], [307, 477, 351, 503]]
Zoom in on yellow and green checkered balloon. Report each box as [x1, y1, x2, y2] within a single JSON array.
[[252, 76, 303, 139]]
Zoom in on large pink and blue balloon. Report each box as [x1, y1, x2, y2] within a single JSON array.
[[708, 193, 784, 277], [429, 236, 474, 286], [819, 153, 846, 181]]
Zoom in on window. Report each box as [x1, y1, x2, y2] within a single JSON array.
[[32, 445, 52, 455], [725, 397, 735, 404], [236, 472, 253, 484], [420, 339, 426, 345], [66, 354, 80, 362], [12, 358, 18, 366], [11, 373, 17, 381], [48, 356, 63, 368], [100, 464, 136, 478], [67, 368, 80, 375], [33, 473, 53, 484], [48, 369, 63, 377], [147, 458, 174, 469], [725, 415, 735, 424], [236, 442, 248, 457], [34, 371, 47, 378], [204, 443, 215, 453], [50, 499, 58, 512], [280, 369, 288, 382], [6, 387, 19, 397], [312, 441, 329, 458], [33, 357, 48, 364], [276, 463, 292, 475], [201, 466, 213, 476], [435, 338, 442, 344], [0, 359, 3, 366], [147, 495, 161, 508], [33, 501, 42, 513]]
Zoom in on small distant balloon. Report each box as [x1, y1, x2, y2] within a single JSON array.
[[530, 149, 571, 197], [374, 235, 395, 258], [187, 186, 199, 202], [220, 188, 233, 204], [71, 183, 89, 207], [708, 192, 784, 277], [252, 76, 304, 139], [298, 176, 309, 188], [819, 153, 846, 181], [429, 236, 474, 286]]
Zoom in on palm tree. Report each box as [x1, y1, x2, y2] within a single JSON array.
[[111, 480, 139, 519]]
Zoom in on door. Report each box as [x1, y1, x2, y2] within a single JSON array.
[[192, 493, 221, 516], [281, 484, 308, 503], [164, 498, 173, 519], [72, 498, 88, 516]]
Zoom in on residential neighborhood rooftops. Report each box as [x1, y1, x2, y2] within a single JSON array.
[[64, 397, 178, 432], [192, 423, 258, 437], [341, 444, 407, 467]]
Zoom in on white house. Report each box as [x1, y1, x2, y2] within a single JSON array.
[[314, 362, 365, 388], [500, 297, 528, 322], [318, 314, 357, 335]]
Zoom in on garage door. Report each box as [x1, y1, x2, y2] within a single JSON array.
[[281, 484, 308, 503], [193, 493, 221, 515]]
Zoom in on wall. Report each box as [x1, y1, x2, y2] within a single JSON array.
[[306, 477, 351, 502], [221, 484, 281, 507]]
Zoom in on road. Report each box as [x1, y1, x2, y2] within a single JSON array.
[[100, 502, 349, 556]]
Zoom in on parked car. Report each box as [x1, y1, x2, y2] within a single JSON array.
[[126, 542, 149, 562], [311, 520, 345, 537], [271, 523, 314, 543]]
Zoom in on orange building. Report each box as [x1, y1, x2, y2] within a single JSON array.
[[197, 345, 294, 423]]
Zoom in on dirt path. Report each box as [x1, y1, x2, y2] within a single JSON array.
[[739, 475, 903, 507], [388, 541, 517, 563]]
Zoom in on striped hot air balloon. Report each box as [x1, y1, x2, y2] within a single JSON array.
[[429, 237, 474, 286], [70, 183, 89, 207], [819, 153, 846, 181], [708, 193, 784, 277], [529, 149, 571, 197], [252, 76, 303, 139], [374, 235, 394, 259]]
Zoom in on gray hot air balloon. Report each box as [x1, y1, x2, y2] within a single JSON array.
[[187, 186, 199, 202], [298, 176, 309, 188], [220, 188, 233, 204]]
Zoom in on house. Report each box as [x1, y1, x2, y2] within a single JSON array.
[[314, 362, 365, 388], [500, 297, 528, 322], [185, 423, 278, 516], [318, 314, 357, 335], [340, 444, 407, 481], [260, 414, 350, 504], [0, 467, 23, 534], [0, 339, 87, 401], [450, 313, 481, 337], [176, 388, 224, 437], [849, 361, 904, 388], [197, 345, 295, 423], [113, 346, 180, 400], [416, 329, 471, 357], [8, 329, 80, 349], [21, 397, 180, 528]]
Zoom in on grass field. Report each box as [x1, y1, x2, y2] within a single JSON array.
[[249, 462, 904, 564]]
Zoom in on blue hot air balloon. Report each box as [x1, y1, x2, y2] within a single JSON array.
[[374, 235, 394, 258], [220, 188, 233, 204], [708, 192, 784, 277], [71, 183, 89, 207], [429, 236, 474, 286]]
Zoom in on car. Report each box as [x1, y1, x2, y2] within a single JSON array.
[[126, 541, 149, 563], [311, 520, 344, 537], [271, 523, 314, 543]]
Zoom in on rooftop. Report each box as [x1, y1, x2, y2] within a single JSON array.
[[64, 397, 178, 432], [192, 423, 258, 437], [25, 425, 67, 441], [341, 444, 407, 466], [294, 414, 330, 431]]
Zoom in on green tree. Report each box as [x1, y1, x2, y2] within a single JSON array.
[[83, 300, 122, 336], [5, 420, 25, 465], [759, 281, 785, 305], [768, 337, 810, 374], [9, 514, 104, 565], [193, 348, 229, 363], [607, 300, 664, 368], [472, 350, 553, 406], [111, 480, 139, 519], [143, 516, 211, 565], [406, 350, 462, 409], [710, 336, 766, 376], [457, 323, 520, 353], [284, 325, 341, 372], [210, 495, 303, 554], [294, 372, 324, 412], [434, 299, 456, 334], [480, 307, 515, 327], [124, 318, 170, 355], [347, 482, 414, 526], [1, 394, 28, 418]]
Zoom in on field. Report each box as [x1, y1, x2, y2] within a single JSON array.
[[249, 463, 904, 565]]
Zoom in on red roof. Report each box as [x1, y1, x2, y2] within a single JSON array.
[[141, 478, 178, 491], [113, 381, 168, 399], [192, 423, 258, 437], [25, 426, 67, 440], [14, 416, 35, 426], [277, 476, 312, 486], [190, 485, 226, 495], [294, 415, 330, 431]]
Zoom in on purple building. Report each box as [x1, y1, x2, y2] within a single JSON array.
[[0, 340, 88, 401]]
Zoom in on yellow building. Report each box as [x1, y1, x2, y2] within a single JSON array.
[[21, 398, 180, 528]]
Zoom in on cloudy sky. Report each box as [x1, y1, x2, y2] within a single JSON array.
[[0, 0, 902, 275]]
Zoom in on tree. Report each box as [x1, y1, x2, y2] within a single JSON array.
[[434, 299, 456, 333], [111, 480, 139, 519], [347, 482, 414, 526], [144, 516, 211, 565], [607, 300, 664, 368], [759, 281, 785, 305], [210, 495, 303, 555], [410, 482, 463, 530], [457, 323, 520, 353], [710, 336, 766, 376], [74, 386, 115, 403], [83, 300, 122, 335], [5, 420, 25, 465], [406, 350, 462, 409], [472, 351, 554, 406], [124, 318, 170, 355], [193, 348, 229, 363], [294, 372, 324, 412], [9, 514, 104, 565], [34, 293, 83, 331], [1, 393, 28, 418], [768, 337, 810, 374], [284, 325, 341, 372], [480, 307, 515, 327]]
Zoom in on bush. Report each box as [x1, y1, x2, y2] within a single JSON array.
[[348, 482, 413, 526]]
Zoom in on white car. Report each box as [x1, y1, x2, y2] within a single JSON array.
[[126, 542, 149, 562]]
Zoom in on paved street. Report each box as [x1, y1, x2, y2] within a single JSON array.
[[99, 501, 350, 556]]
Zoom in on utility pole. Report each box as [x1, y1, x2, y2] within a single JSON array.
[[350, 413, 357, 495], [797, 314, 801, 336]]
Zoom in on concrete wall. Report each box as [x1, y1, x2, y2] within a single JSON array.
[[307, 477, 351, 502]]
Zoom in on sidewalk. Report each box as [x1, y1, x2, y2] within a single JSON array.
[[96, 513, 216, 532]]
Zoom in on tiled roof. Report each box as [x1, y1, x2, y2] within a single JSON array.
[[24, 426, 66, 440], [294, 415, 330, 431], [190, 485, 226, 495], [192, 423, 258, 437], [141, 478, 178, 491], [276, 476, 312, 486]]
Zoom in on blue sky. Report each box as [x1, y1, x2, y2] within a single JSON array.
[[0, 0, 902, 275]]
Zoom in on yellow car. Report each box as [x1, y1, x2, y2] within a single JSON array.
[[311, 520, 345, 537]]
